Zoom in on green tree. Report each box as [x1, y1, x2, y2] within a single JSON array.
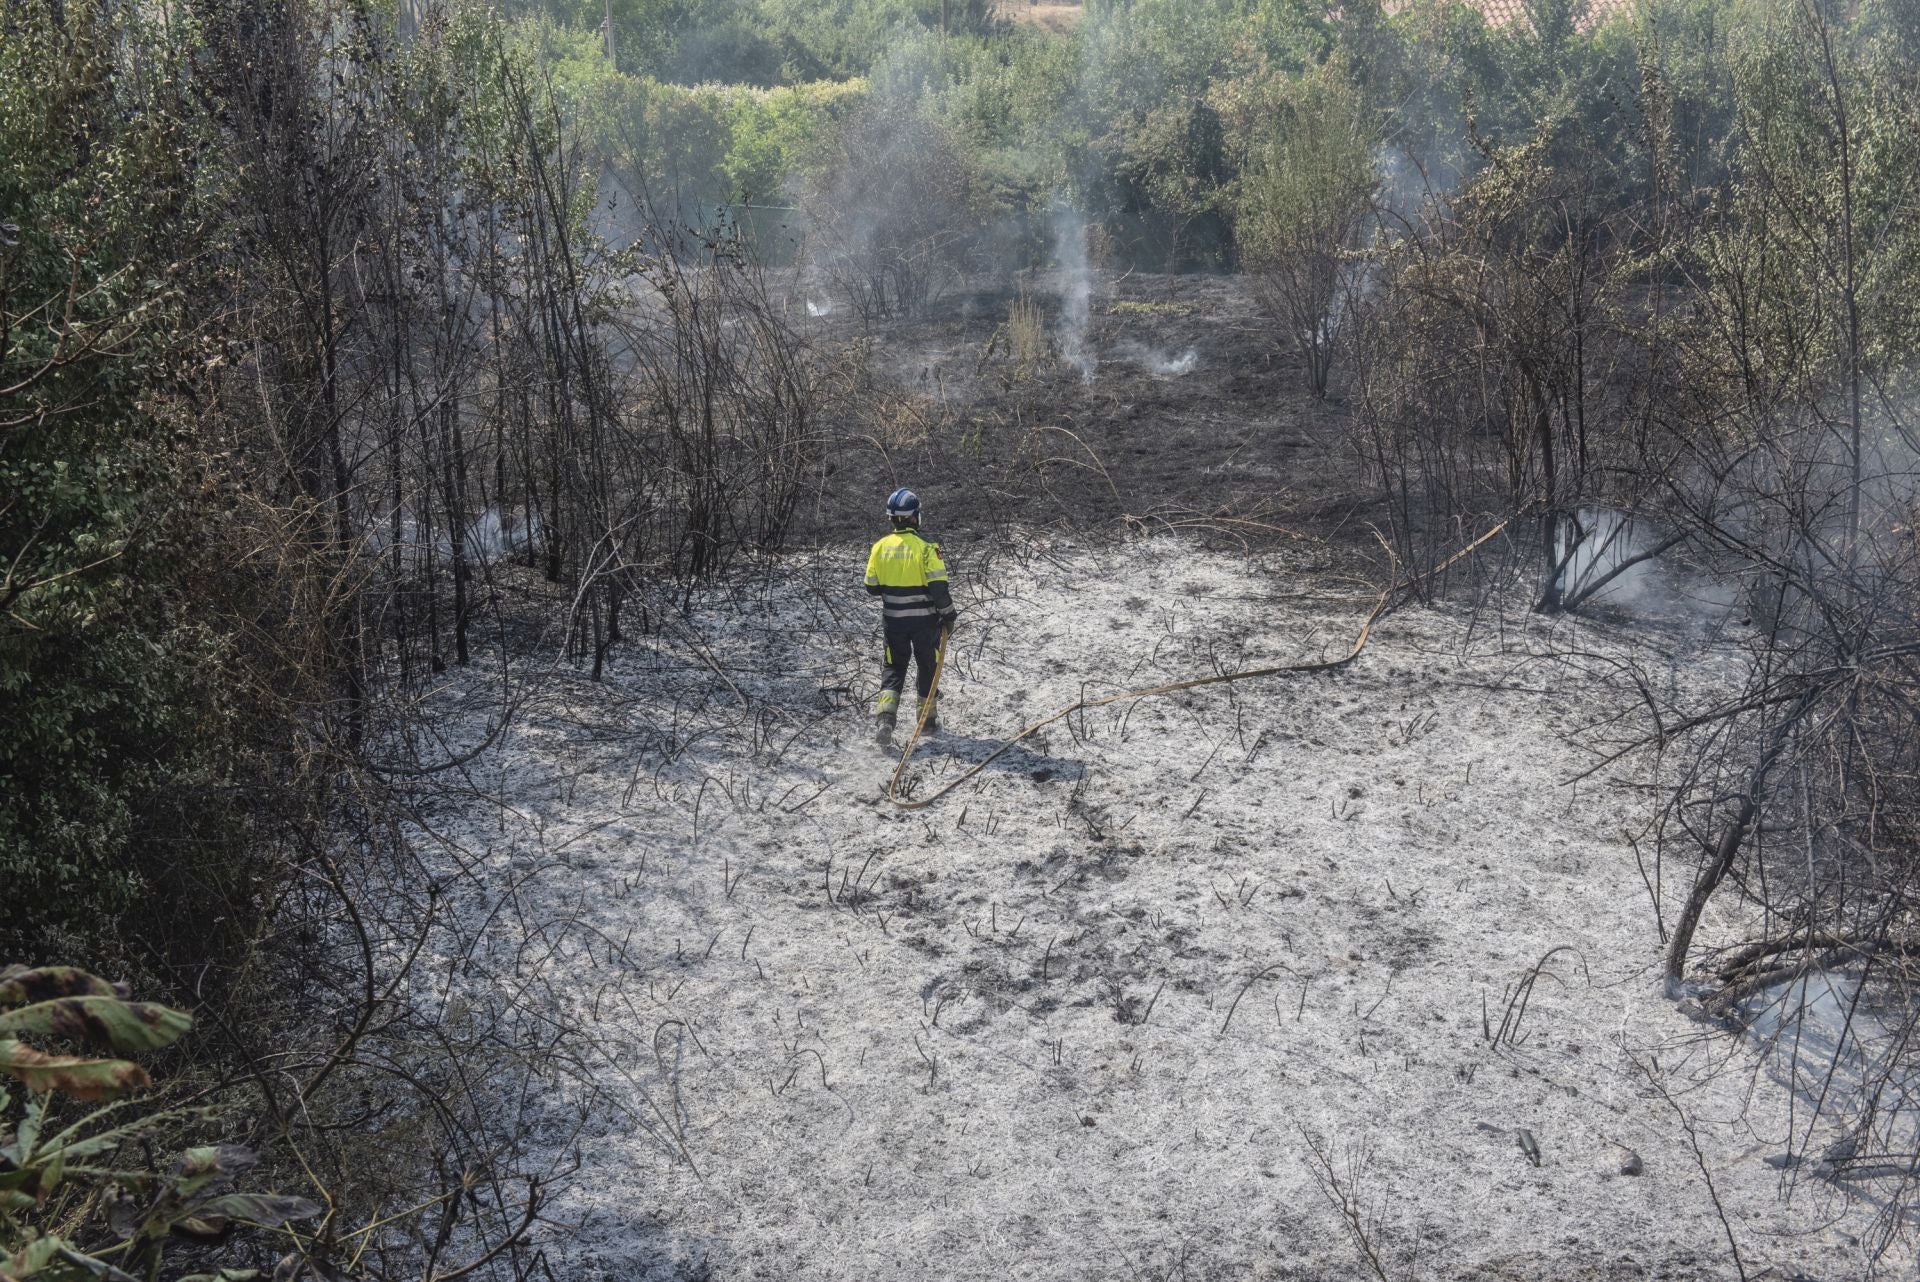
[[757, 0, 995, 81], [1709, 0, 1920, 552], [1234, 58, 1377, 396], [0, 2, 247, 960], [725, 78, 870, 206], [1073, 0, 1248, 264]]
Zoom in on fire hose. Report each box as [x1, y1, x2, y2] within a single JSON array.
[[884, 512, 1522, 810]]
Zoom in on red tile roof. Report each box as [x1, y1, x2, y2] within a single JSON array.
[[1399, 0, 1635, 31]]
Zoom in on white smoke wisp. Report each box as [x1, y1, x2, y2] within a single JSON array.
[[464, 507, 537, 563], [1371, 137, 1465, 234], [806, 298, 832, 317], [1053, 209, 1094, 383], [1556, 507, 1651, 605], [1739, 969, 1919, 1142], [364, 505, 536, 566], [1111, 341, 1198, 377]]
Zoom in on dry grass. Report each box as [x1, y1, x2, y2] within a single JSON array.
[[992, 0, 1082, 33], [1008, 291, 1049, 379], [1108, 300, 1197, 318]]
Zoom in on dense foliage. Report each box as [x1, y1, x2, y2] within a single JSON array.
[[504, 0, 1752, 268], [0, 6, 262, 966]]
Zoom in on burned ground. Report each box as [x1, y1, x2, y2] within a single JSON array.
[[405, 275, 1894, 1280], [793, 270, 1371, 569]]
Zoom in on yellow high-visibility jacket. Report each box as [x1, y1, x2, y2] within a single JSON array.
[[865, 528, 952, 625]]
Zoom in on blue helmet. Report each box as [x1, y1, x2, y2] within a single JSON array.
[[886, 488, 921, 520]]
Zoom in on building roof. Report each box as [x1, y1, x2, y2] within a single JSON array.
[[1442, 0, 1635, 31]]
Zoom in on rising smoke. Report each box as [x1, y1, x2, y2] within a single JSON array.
[[1111, 341, 1197, 377], [1052, 207, 1094, 382], [369, 506, 536, 564], [1555, 507, 1651, 605]]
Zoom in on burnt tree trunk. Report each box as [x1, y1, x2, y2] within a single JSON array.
[[1664, 691, 1820, 988]]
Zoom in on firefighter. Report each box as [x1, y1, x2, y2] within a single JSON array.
[[865, 488, 956, 744]]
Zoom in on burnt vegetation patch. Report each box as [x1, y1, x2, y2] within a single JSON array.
[[10, 0, 1920, 1278]]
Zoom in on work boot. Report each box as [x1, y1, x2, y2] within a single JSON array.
[[917, 697, 938, 735], [873, 691, 900, 746]]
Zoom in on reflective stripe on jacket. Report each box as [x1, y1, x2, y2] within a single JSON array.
[[865, 529, 952, 623]]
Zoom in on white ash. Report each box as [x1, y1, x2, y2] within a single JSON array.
[[406, 535, 1891, 1281]]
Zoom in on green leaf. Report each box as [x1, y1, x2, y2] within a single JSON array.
[[43, 1244, 139, 1282], [0, 1041, 150, 1101], [169, 1145, 256, 1200], [0, 968, 124, 1007], [0, 1233, 64, 1281], [0, 997, 191, 1054], [270, 1254, 353, 1282], [0, 1236, 139, 1282], [41, 1143, 64, 1198], [170, 1214, 232, 1242], [0, 1094, 45, 1164], [48, 1103, 215, 1163], [196, 1193, 322, 1228]]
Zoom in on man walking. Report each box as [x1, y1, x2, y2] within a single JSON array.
[[865, 488, 956, 745]]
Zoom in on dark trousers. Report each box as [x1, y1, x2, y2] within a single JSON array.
[[881, 619, 943, 702]]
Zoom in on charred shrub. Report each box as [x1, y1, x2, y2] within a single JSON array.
[[801, 99, 985, 323]]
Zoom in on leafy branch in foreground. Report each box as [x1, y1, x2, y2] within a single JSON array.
[[0, 965, 322, 1282]]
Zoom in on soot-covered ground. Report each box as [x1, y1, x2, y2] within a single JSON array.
[[400, 274, 1895, 1279], [411, 539, 1877, 1281]]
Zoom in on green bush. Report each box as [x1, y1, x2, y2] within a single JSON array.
[[1236, 57, 1377, 395], [540, 24, 867, 249], [0, 2, 252, 963], [1, 965, 321, 1282], [802, 97, 989, 318], [724, 78, 871, 205]]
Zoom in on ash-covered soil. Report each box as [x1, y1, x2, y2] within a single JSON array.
[[792, 270, 1370, 570], [409, 534, 1880, 1281], [391, 273, 1903, 1279]]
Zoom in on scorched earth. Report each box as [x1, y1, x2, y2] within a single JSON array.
[[409, 532, 1875, 1281]]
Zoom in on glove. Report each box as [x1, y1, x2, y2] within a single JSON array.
[[939, 609, 958, 631]]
